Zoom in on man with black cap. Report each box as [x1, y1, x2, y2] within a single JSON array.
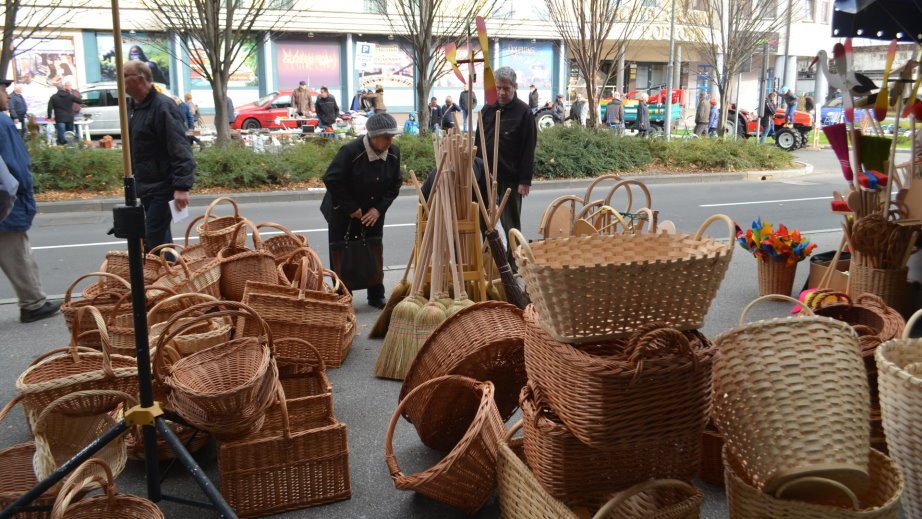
[[0, 77, 62, 322], [321, 112, 402, 309]]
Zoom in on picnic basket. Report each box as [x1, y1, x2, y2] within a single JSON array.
[[385, 375, 504, 514], [196, 196, 246, 256], [713, 295, 870, 498], [276, 338, 333, 409], [217, 220, 279, 301], [875, 308, 922, 519], [105, 287, 176, 357], [102, 249, 162, 286], [524, 305, 713, 452], [276, 247, 325, 291], [724, 447, 902, 519], [400, 301, 525, 450], [256, 221, 308, 262], [508, 214, 733, 343], [218, 385, 351, 518], [145, 292, 219, 330], [50, 458, 163, 519], [150, 249, 221, 300], [63, 272, 131, 348]]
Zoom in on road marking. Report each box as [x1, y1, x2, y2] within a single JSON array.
[[700, 196, 833, 207], [30, 223, 417, 251]]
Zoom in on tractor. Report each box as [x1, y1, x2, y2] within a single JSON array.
[[728, 106, 814, 151]]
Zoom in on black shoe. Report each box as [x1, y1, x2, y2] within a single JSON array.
[[20, 300, 62, 323], [368, 296, 387, 309]]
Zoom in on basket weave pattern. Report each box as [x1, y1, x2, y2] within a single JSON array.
[[50, 459, 163, 519], [0, 397, 64, 519], [217, 221, 279, 302], [850, 265, 910, 315], [756, 257, 797, 296]]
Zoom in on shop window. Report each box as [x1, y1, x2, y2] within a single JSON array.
[[364, 0, 385, 14], [804, 0, 816, 21]]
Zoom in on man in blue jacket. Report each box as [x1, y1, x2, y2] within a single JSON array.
[[0, 78, 62, 323]]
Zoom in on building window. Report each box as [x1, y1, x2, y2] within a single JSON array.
[[642, 0, 659, 7], [269, 0, 294, 9], [364, 0, 385, 14], [804, 0, 816, 21], [820, 0, 830, 21], [760, 0, 777, 19]]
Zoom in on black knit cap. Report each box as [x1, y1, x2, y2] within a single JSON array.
[[366, 112, 401, 137]]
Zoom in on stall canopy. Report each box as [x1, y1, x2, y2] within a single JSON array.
[[832, 0, 922, 44]]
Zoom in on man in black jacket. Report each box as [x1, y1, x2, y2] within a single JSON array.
[[528, 84, 539, 113], [124, 60, 195, 251], [315, 86, 339, 129], [8, 85, 27, 139], [476, 66, 537, 268], [47, 85, 81, 145]]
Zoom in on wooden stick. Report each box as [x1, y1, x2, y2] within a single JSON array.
[[492, 187, 512, 229], [409, 170, 429, 216], [471, 167, 493, 230], [493, 110, 501, 214], [886, 95, 906, 216], [476, 111, 494, 207], [818, 234, 847, 289]]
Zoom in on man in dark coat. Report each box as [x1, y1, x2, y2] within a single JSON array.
[[528, 84, 539, 113], [427, 96, 442, 134], [475, 66, 537, 268], [124, 60, 196, 251], [8, 85, 27, 138], [0, 79, 62, 322], [636, 93, 651, 138], [459, 88, 478, 132], [606, 93, 625, 136], [47, 85, 81, 145], [441, 96, 461, 130], [315, 86, 340, 129], [694, 92, 710, 136], [321, 112, 402, 309], [760, 91, 777, 143]]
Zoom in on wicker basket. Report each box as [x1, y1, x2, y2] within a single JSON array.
[[276, 247, 325, 291], [524, 305, 714, 452], [0, 396, 65, 519], [149, 314, 232, 358], [399, 301, 526, 451], [17, 307, 139, 418], [276, 338, 333, 406], [32, 391, 133, 485], [218, 385, 351, 518], [256, 222, 309, 262], [520, 383, 699, 507], [63, 272, 131, 348], [385, 375, 504, 514], [50, 458, 163, 519], [104, 287, 176, 357], [875, 311, 922, 519], [179, 216, 216, 268], [196, 196, 247, 256], [850, 264, 910, 316], [700, 421, 725, 487], [713, 295, 871, 498], [103, 250, 162, 286], [757, 257, 798, 296], [150, 249, 222, 300], [145, 292, 219, 330], [241, 274, 355, 369], [217, 220, 279, 301], [724, 447, 902, 519], [508, 214, 733, 343]]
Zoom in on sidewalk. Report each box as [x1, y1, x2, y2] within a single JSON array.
[[37, 162, 814, 214]]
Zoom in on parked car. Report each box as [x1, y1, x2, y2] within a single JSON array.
[[79, 81, 171, 136], [231, 90, 321, 130], [820, 96, 870, 126]]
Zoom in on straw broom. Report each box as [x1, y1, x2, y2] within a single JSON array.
[[414, 186, 449, 347], [444, 181, 475, 317]]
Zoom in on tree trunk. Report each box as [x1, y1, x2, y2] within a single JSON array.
[[1, 5, 17, 79], [586, 75, 599, 127], [417, 77, 430, 131], [211, 73, 229, 144]]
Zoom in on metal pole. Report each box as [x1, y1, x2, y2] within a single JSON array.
[[665, 0, 676, 141], [756, 42, 768, 139], [781, 0, 792, 88]]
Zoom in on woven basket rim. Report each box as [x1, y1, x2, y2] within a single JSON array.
[[16, 352, 137, 395], [876, 339, 922, 387], [715, 314, 859, 345], [166, 338, 271, 396]]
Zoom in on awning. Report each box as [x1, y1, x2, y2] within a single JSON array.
[[832, 0, 922, 43]]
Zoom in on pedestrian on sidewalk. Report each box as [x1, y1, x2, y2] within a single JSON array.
[[183, 93, 202, 147], [528, 84, 539, 113], [0, 78, 62, 323], [362, 85, 387, 114], [46, 84, 80, 145], [8, 85, 27, 139], [428, 96, 442, 136], [760, 91, 777, 144], [292, 81, 313, 117], [606, 93, 625, 136], [568, 93, 588, 127], [636, 93, 651, 138], [694, 92, 709, 136], [708, 98, 719, 137], [315, 86, 340, 130]]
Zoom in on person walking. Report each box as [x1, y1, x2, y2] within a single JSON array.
[[708, 97, 719, 137], [427, 96, 442, 135], [124, 60, 195, 251], [459, 88, 477, 132], [183, 93, 202, 147], [315, 86, 340, 130], [760, 91, 777, 144], [362, 84, 386, 114], [65, 82, 83, 140], [46, 84, 80, 145], [568, 93, 588, 127], [528, 84, 539, 113], [606, 93, 625, 136], [178, 95, 197, 148], [636, 93, 651, 138], [476, 66, 537, 269], [8, 85, 27, 139], [694, 92, 710, 136], [0, 79, 62, 323], [226, 96, 236, 127], [320, 112, 403, 309], [441, 95, 461, 130], [292, 81, 313, 117]]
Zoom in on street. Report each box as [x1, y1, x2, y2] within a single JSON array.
[[0, 147, 906, 518]]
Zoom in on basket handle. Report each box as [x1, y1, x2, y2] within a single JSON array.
[[507, 229, 534, 263], [739, 294, 815, 325], [294, 249, 324, 291], [503, 419, 524, 443], [593, 206, 631, 234], [256, 221, 308, 248], [51, 458, 118, 519], [275, 338, 327, 373], [631, 207, 657, 234], [69, 306, 117, 378], [693, 214, 735, 243], [145, 292, 219, 326], [592, 479, 699, 519], [604, 179, 652, 213], [320, 268, 350, 296], [855, 292, 887, 310], [773, 476, 860, 510], [63, 271, 130, 304], [183, 214, 206, 247], [625, 325, 697, 384], [902, 308, 922, 339], [385, 375, 489, 479], [0, 395, 24, 425], [203, 196, 240, 222], [230, 218, 263, 251], [33, 390, 136, 436], [154, 247, 192, 278]]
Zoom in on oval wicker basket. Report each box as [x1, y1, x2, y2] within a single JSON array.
[[196, 196, 247, 256], [103, 250, 162, 286], [276, 247, 325, 291], [256, 221, 308, 262], [150, 248, 221, 300], [145, 292, 219, 330], [50, 459, 163, 519], [713, 295, 870, 498], [63, 272, 131, 349], [524, 305, 714, 452], [400, 301, 526, 451], [217, 220, 279, 302], [385, 375, 504, 514]]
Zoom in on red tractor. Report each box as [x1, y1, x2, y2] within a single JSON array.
[[728, 106, 814, 151]]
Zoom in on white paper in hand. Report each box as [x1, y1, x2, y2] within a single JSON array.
[[169, 200, 189, 224]]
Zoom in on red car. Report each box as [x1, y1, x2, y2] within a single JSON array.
[[231, 89, 320, 130]]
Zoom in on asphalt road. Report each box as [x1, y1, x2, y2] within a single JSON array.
[[0, 147, 912, 518]]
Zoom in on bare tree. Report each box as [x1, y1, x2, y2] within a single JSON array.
[[1, 0, 89, 78], [140, 0, 285, 144], [544, 0, 644, 127], [373, 0, 507, 131], [679, 0, 796, 135]]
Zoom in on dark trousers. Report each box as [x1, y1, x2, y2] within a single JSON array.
[[497, 180, 523, 269], [54, 122, 74, 145], [328, 213, 385, 300], [141, 194, 173, 252]]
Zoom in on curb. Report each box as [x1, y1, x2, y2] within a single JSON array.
[[37, 163, 813, 214]]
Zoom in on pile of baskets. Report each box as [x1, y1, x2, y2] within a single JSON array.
[[713, 295, 904, 518]]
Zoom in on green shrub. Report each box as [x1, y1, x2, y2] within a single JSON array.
[[395, 134, 436, 180], [534, 126, 653, 178], [649, 138, 793, 171], [29, 143, 123, 193], [277, 139, 342, 182]]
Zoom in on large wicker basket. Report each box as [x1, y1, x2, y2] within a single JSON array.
[[50, 459, 163, 519], [217, 220, 279, 302], [875, 310, 922, 519], [849, 264, 909, 316], [62, 272, 131, 349], [385, 375, 504, 514], [276, 338, 333, 410], [724, 447, 902, 519], [150, 250, 221, 300], [520, 383, 699, 507], [756, 257, 797, 296], [509, 214, 733, 343], [196, 196, 247, 256], [400, 301, 526, 451], [524, 306, 714, 452], [713, 295, 870, 498]]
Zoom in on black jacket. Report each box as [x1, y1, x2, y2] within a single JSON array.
[[528, 89, 539, 109], [636, 102, 650, 131], [476, 94, 537, 186], [47, 90, 81, 123], [459, 91, 478, 111], [128, 88, 196, 198], [8, 93, 27, 120], [321, 137, 402, 221], [761, 98, 777, 124], [428, 104, 442, 128], [441, 103, 461, 128], [315, 95, 340, 125]]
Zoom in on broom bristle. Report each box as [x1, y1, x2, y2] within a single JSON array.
[[368, 279, 412, 338], [373, 295, 425, 380], [445, 298, 474, 318], [414, 301, 447, 349]]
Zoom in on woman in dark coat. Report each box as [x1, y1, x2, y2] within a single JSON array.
[[321, 112, 402, 308]]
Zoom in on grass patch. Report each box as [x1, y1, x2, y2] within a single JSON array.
[[649, 138, 794, 171]]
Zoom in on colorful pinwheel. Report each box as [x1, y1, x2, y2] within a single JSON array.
[[736, 219, 817, 267]]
